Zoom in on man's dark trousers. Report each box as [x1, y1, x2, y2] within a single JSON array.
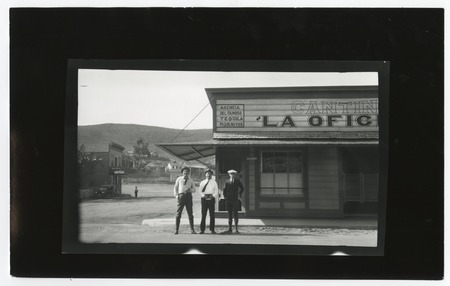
[[226, 199, 240, 227], [175, 193, 194, 231], [200, 197, 215, 232]]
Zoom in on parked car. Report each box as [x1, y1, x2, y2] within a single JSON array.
[[93, 185, 115, 197]]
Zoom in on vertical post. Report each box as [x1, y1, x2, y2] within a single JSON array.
[[343, 172, 346, 202], [360, 172, 364, 203], [215, 148, 220, 212], [287, 152, 290, 195], [240, 149, 246, 213], [272, 152, 275, 195]]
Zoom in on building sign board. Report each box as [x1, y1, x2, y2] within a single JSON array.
[[216, 99, 378, 132], [217, 104, 244, 128], [110, 169, 125, 175]]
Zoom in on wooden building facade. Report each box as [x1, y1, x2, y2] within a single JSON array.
[[158, 86, 379, 218]]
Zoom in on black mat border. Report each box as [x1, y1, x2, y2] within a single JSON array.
[[10, 8, 443, 279]]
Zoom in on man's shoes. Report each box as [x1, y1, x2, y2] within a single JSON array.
[[225, 229, 232, 234], [211, 230, 217, 234], [199, 231, 205, 234], [235, 229, 240, 234], [174, 231, 179, 235], [191, 230, 197, 234]]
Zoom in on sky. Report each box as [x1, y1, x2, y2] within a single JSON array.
[[78, 70, 378, 130]]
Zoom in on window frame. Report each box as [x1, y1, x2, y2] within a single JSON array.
[[259, 149, 307, 198]]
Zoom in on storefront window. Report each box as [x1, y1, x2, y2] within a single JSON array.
[[274, 153, 288, 173], [262, 152, 273, 173], [261, 151, 304, 197], [288, 152, 302, 173]]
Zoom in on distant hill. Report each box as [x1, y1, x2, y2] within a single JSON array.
[[78, 123, 213, 162]]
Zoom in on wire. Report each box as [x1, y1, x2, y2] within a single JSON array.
[[170, 102, 211, 143]]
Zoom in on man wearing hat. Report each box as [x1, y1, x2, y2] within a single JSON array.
[[223, 169, 245, 234], [173, 166, 197, 234], [198, 168, 219, 234]]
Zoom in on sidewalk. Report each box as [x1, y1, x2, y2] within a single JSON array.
[[142, 216, 377, 229]]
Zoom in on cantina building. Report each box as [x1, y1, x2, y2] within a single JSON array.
[[157, 86, 379, 217]]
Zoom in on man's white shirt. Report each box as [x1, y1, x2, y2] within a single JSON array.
[[198, 178, 219, 198], [173, 176, 196, 197]]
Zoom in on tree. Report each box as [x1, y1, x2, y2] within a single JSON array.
[[133, 137, 151, 170]]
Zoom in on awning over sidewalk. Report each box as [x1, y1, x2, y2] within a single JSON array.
[[156, 139, 378, 161], [156, 141, 216, 161]]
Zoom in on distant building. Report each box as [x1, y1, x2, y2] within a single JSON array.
[[183, 162, 209, 182], [166, 161, 183, 171], [166, 161, 184, 182], [165, 161, 210, 182], [144, 161, 166, 174], [79, 142, 126, 195], [122, 152, 134, 172]]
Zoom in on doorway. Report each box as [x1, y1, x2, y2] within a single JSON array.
[[342, 147, 378, 214], [217, 148, 246, 213]]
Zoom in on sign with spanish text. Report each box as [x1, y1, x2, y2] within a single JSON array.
[[216, 104, 244, 128], [215, 99, 378, 132]]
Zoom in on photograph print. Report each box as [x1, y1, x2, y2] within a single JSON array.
[[63, 60, 388, 255]]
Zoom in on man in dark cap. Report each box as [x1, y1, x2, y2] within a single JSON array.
[[223, 170, 245, 234], [198, 169, 219, 234], [173, 166, 197, 234]]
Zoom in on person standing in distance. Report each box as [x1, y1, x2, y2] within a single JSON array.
[[134, 186, 138, 198], [173, 167, 197, 234], [199, 169, 219, 234], [223, 170, 244, 234]]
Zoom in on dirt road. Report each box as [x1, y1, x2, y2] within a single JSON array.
[[80, 183, 202, 225], [79, 183, 377, 247]]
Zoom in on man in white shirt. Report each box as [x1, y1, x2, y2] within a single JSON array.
[[173, 167, 197, 234], [198, 169, 219, 234]]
